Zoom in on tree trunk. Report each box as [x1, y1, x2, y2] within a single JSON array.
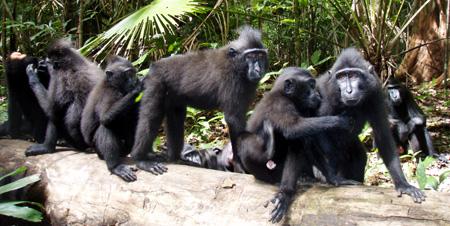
[[396, 0, 447, 83], [0, 139, 449, 226]]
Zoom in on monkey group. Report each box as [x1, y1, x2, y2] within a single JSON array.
[[3, 26, 434, 223]]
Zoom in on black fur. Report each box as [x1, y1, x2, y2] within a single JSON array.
[[130, 26, 268, 174], [25, 39, 102, 156], [81, 56, 149, 181], [0, 52, 49, 142], [239, 67, 351, 223], [379, 77, 442, 160], [316, 47, 425, 203], [180, 142, 234, 171]]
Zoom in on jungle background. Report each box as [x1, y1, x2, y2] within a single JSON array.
[[0, 0, 449, 208]]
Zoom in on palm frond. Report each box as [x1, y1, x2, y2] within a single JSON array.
[[80, 0, 207, 60]]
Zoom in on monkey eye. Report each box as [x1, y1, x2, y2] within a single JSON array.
[[335, 72, 346, 80]]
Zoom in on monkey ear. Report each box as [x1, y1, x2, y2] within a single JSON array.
[[213, 148, 222, 155], [368, 65, 374, 74], [284, 79, 295, 95], [228, 48, 238, 57]]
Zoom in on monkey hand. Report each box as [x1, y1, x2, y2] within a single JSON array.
[[26, 64, 40, 86], [264, 191, 292, 223], [37, 60, 48, 73], [136, 160, 168, 175], [396, 183, 426, 203]]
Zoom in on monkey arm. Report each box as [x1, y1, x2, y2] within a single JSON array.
[[276, 115, 348, 140], [26, 64, 52, 117], [100, 91, 139, 126], [368, 99, 424, 203]]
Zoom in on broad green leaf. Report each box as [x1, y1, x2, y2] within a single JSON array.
[[426, 176, 438, 190], [0, 201, 43, 222], [0, 166, 27, 182], [416, 159, 427, 190], [0, 174, 40, 195], [310, 50, 321, 65], [439, 170, 450, 183]]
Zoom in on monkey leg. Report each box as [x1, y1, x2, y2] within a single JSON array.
[[164, 105, 186, 162], [65, 102, 88, 150], [224, 112, 246, 173], [94, 125, 136, 182], [130, 80, 168, 175], [341, 138, 367, 182], [25, 120, 57, 156]]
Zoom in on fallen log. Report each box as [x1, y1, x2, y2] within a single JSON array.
[[0, 139, 449, 226]]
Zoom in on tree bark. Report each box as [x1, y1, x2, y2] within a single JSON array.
[[0, 139, 449, 226], [396, 0, 447, 83]]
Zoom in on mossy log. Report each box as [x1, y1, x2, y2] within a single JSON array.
[[0, 139, 449, 226]]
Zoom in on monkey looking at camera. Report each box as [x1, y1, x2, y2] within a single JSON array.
[[130, 26, 268, 174], [380, 77, 438, 159], [238, 67, 354, 223], [81, 56, 144, 182], [25, 39, 103, 156], [315, 48, 425, 203]]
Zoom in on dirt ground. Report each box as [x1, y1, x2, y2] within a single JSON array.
[[365, 86, 450, 192]]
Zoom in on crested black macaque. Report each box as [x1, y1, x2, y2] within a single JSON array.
[[239, 67, 354, 223], [0, 52, 49, 142], [81, 56, 144, 182], [180, 142, 234, 171], [316, 48, 425, 203], [381, 77, 438, 158], [131, 26, 268, 174], [25, 39, 103, 156]]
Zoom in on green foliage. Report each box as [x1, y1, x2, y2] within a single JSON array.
[[358, 123, 372, 144], [80, 0, 208, 61], [185, 107, 225, 149], [416, 157, 450, 190], [0, 166, 43, 222]]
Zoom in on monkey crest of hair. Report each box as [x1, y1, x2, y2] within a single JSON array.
[[272, 67, 311, 90], [107, 56, 135, 71], [331, 47, 373, 74], [230, 25, 264, 50], [47, 39, 74, 54]]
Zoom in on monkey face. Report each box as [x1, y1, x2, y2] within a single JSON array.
[[243, 48, 268, 83], [282, 68, 321, 110], [388, 87, 402, 106], [230, 47, 268, 83], [334, 68, 369, 107]]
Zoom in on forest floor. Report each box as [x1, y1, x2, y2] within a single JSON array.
[[365, 85, 450, 192]]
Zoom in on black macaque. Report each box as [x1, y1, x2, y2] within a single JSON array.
[[180, 142, 234, 171], [131, 26, 268, 174], [238, 67, 353, 223], [25, 39, 103, 156], [0, 52, 49, 142], [315, 48, 425, 203], [382, 77, 439, 159], [81, 56, 145, 181]]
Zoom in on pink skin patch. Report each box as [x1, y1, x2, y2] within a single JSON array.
[[266, 160, 276, 170]]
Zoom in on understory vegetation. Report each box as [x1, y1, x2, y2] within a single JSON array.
[[0, 0, 449, 221]]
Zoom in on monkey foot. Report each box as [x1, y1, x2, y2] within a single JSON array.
[[25, 144, 54, 156], [112, 164, 137, 182], [396, 184, 426, 203], [136, 161, 168, 175], [264, 192, 291, 223]]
